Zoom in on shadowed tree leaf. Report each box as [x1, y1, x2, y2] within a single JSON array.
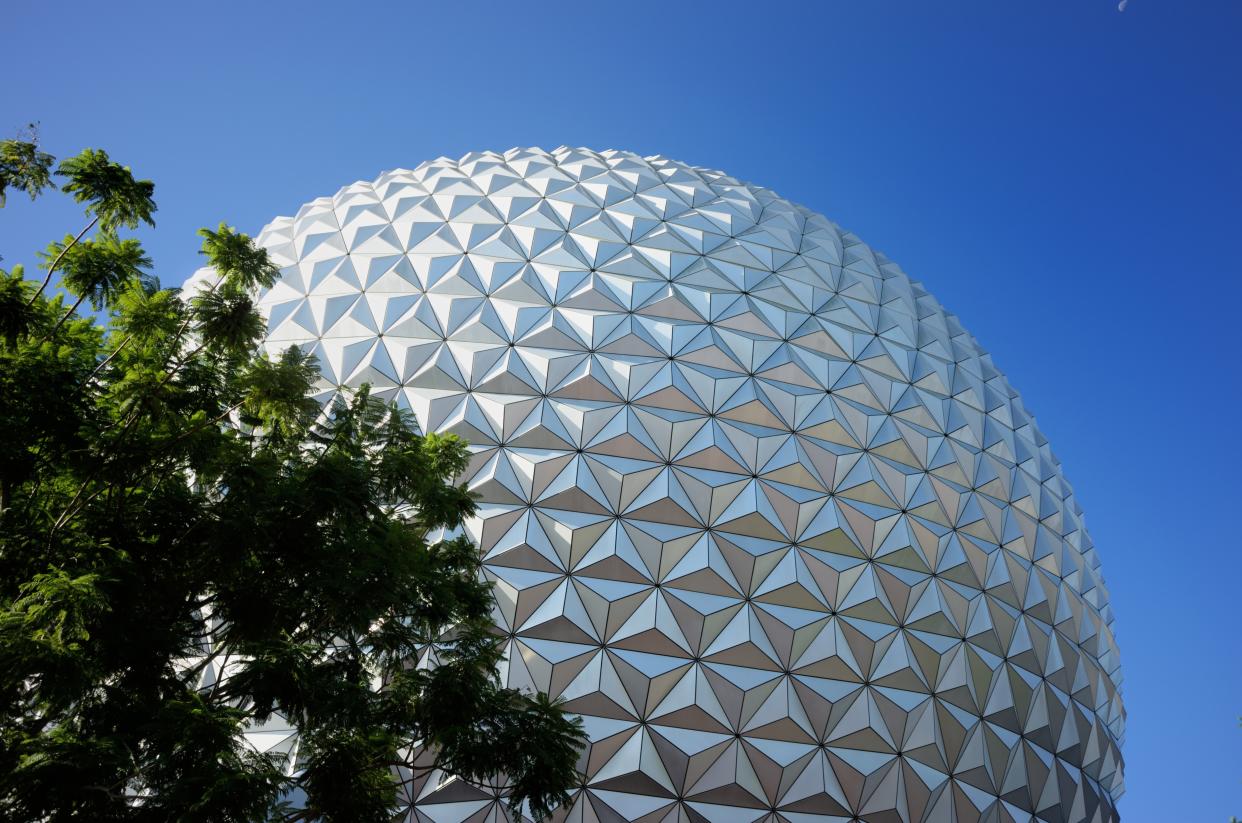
[[0, 140, 585, 823]]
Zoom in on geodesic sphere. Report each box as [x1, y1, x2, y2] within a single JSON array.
[[246, 147, 1124, 822]]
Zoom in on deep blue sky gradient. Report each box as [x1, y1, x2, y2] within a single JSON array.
[[4, 1, 1240, 819]]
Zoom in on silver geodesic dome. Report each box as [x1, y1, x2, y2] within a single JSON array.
[[220, 147, 1125, 822]]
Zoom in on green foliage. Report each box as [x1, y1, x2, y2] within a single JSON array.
[[0, 143, 584, 822], [20, 144, 158, 309], [56, 147, 156, 231], [40, 230, 153, 311], [198, 223, 281, 292], [0, 266, 39, 346], [0, 132, 54, 207]]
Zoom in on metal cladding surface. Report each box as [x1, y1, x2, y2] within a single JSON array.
[[245, 148, 1124, 822]]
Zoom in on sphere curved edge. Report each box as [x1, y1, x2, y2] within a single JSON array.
[[233, 147, 1123, 822]]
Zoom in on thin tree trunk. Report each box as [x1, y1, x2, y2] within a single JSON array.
[[86, 334, 133, 383], [27, 214, 98, 306], [163, 271, 222, 372], [47, 291, 91, 338]]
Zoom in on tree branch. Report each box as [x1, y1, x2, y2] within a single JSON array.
[[46, 290, 91, 339], [28, 214, 98, 306], [85, 333, 133, 383]]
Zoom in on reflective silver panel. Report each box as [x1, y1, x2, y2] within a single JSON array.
[[213, 147, 1125, 822]]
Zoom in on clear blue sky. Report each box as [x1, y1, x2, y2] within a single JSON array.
[[4, 1, 1240, 818]]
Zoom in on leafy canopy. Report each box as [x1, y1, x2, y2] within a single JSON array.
[[57, 147, 156, 231], [0, 137, 585, 822], [0, 126, 54, 208]]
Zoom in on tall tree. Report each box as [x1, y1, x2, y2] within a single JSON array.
[[0, 137, 584, 823]]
